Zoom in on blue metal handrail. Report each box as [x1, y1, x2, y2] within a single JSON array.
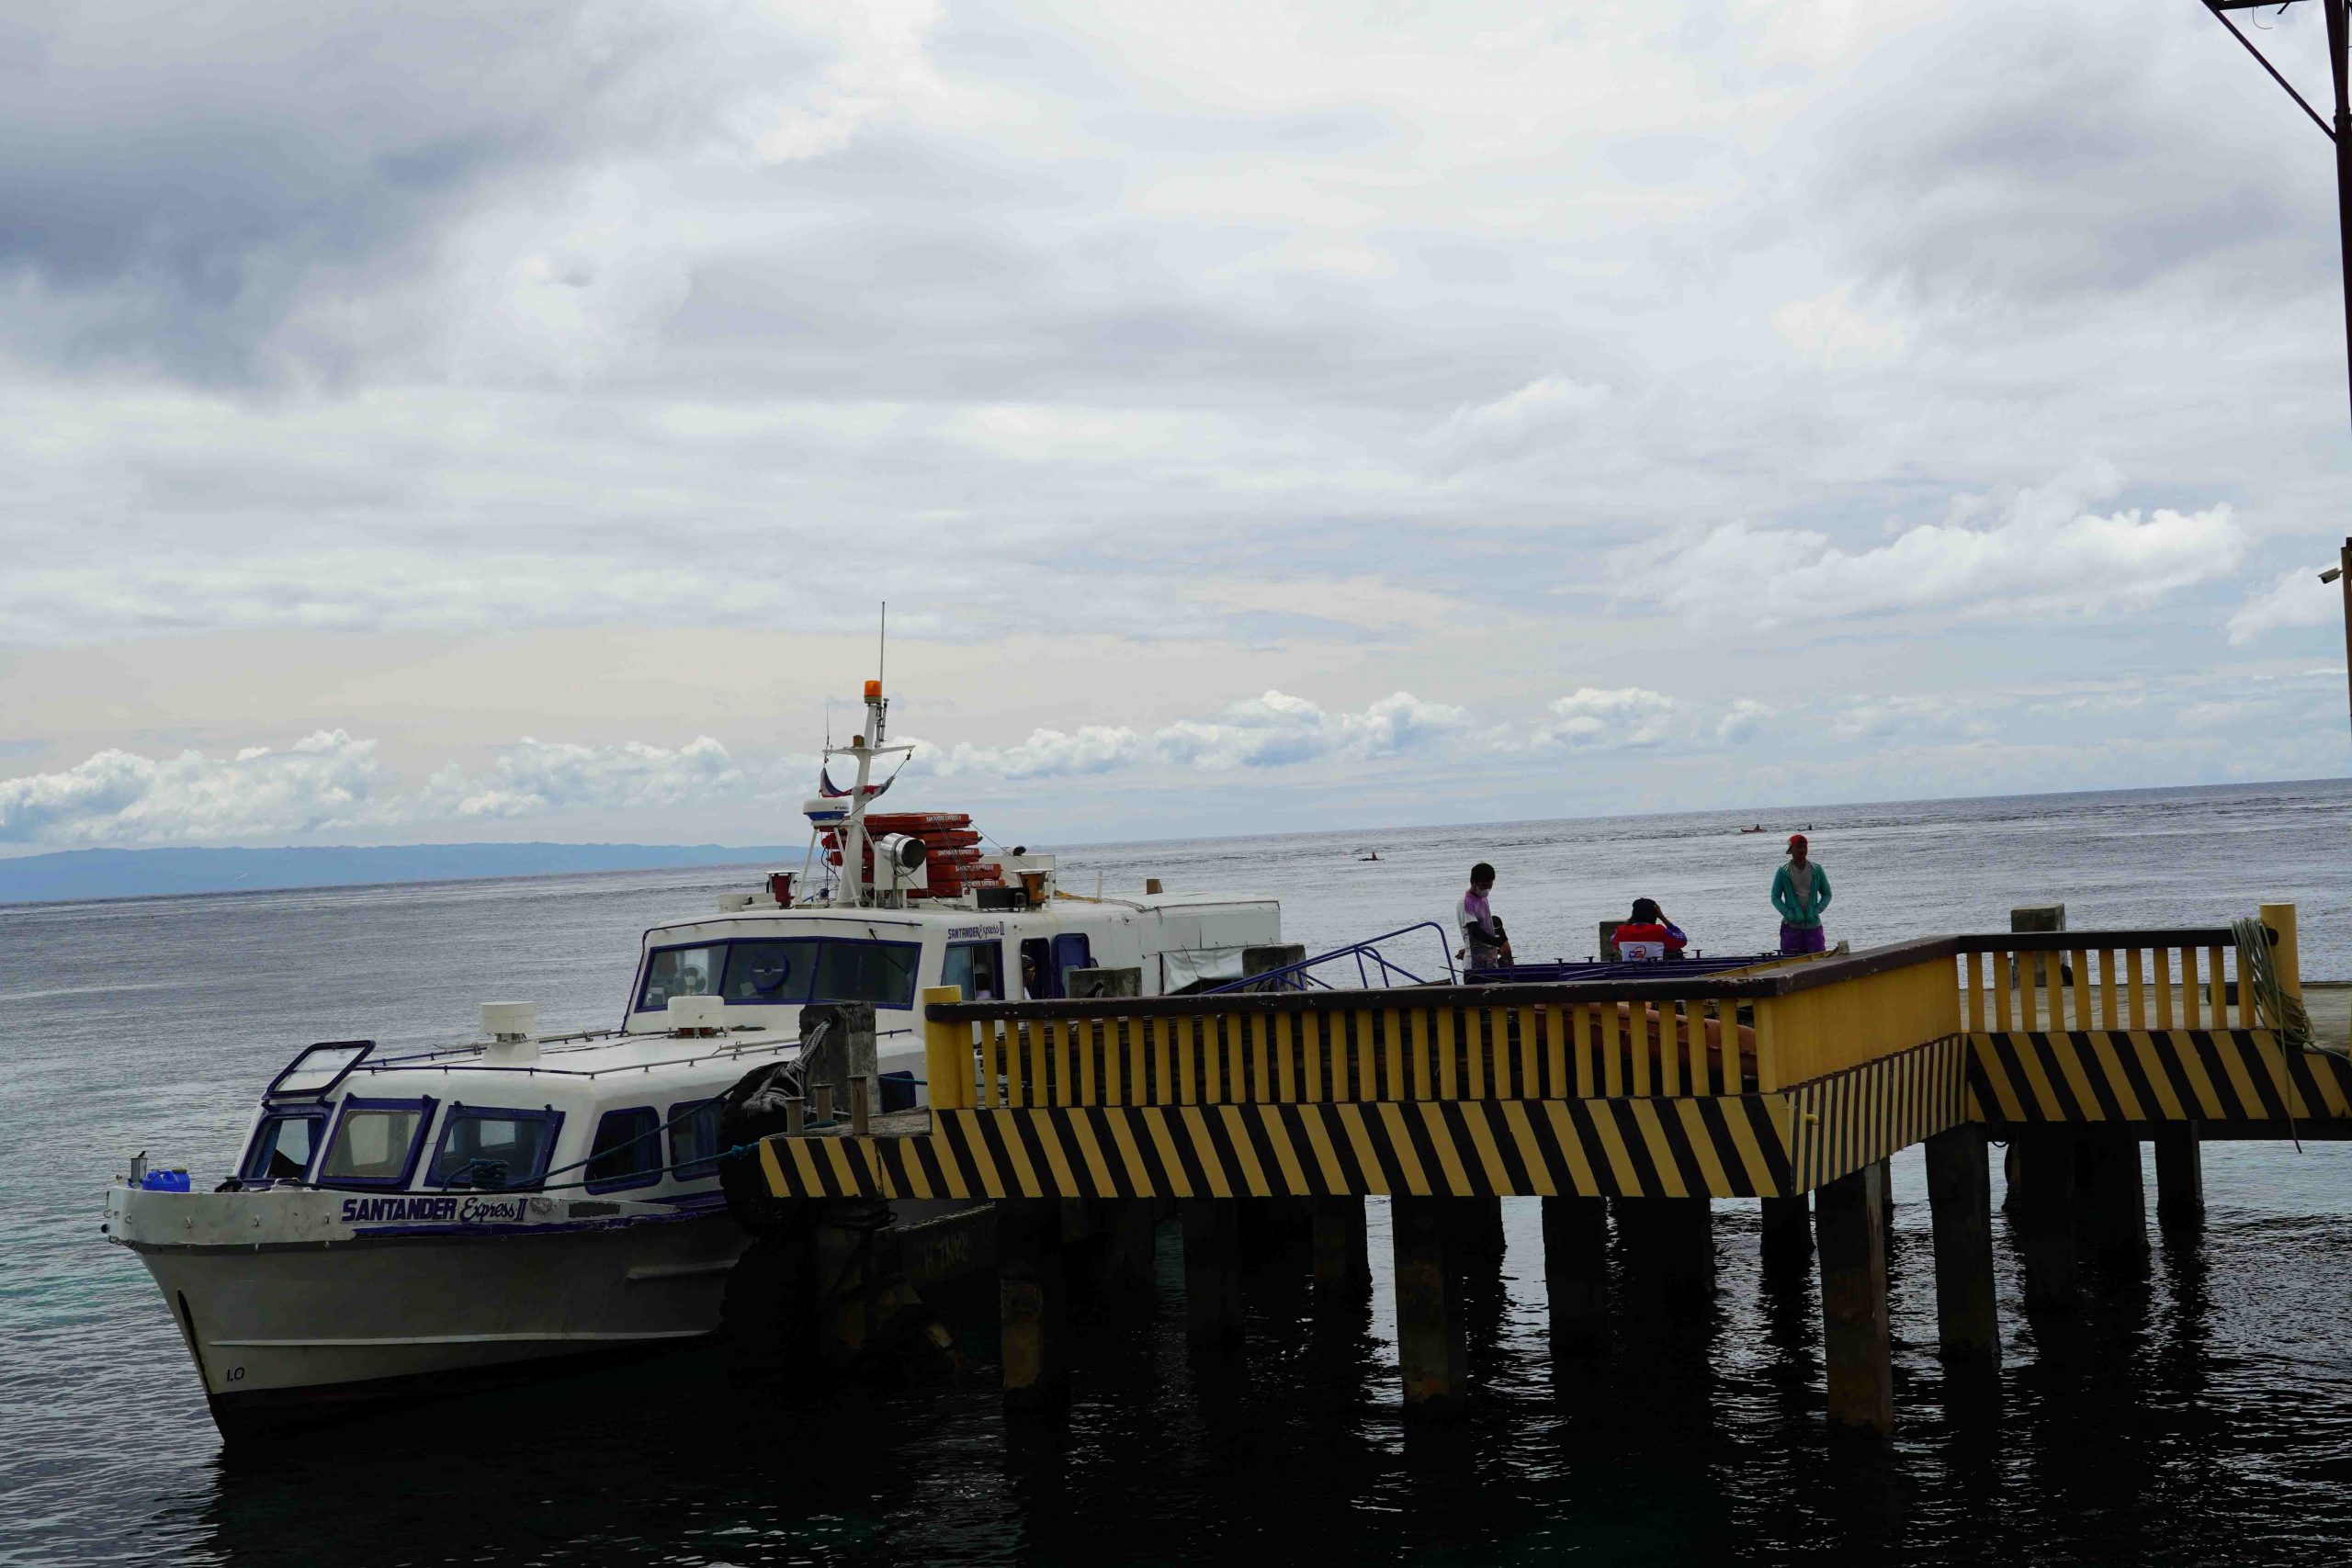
[[1201, 921, 1458, 995]]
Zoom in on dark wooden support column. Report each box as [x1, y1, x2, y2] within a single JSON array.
[[2078, 1128, 2149, 1265], [1617, 1198, 1715, 1311], [998, 1201, 1068, 1408], [2012, 1129, 2080, 1312], [1759, 1195, 1812, 1273], [1815, 1159, 1894, 1437], [2153, 1122, 2204, 1230], [1923, 1126, 2000, 1377], [1311, 1195, 1371, 1300], [1182, 1201, 1245, 1353], [1392, 1196, 1467, 1416], [1542, 1196, 1608, 1354]]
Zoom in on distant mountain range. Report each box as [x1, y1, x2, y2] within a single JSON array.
[[0, 843, 803, 905]]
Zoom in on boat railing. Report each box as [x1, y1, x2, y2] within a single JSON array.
[[1201, 921, 1458, 995]]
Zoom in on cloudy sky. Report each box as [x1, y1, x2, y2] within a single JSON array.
[[3, 0, 2348, 852]]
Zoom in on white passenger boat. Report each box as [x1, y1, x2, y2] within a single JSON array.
[[104, 678, 1280, 1440]]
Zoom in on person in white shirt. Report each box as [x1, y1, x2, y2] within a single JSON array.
[[1457, 862, 1512, 971]]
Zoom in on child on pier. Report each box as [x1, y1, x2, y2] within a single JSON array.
[[1771, 834, 1832, 954]]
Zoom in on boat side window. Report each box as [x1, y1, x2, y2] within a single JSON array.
[[720, 940, 819, 1004], [429, 1106, 562, 1190], [241, 1109, 328, 1182], [941, 940, 1005, 1001], [637, 943, 727, 1012], [319, 1098, 436, 1188], [811, 940, 922, 1009], [668, 1100, 723, 1180], [585, 1107, 663, 1192]]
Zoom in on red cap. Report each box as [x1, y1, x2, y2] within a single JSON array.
[[1787, 833, 1807, 851]]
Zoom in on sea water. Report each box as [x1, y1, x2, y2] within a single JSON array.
[[4, 778, 2349, 1565]]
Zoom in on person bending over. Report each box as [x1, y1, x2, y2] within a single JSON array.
[[1457, 862, 1513, 970], [1612, 898, 1687, 961]]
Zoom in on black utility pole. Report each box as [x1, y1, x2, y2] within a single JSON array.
[[2205, 1, 2352, 729]]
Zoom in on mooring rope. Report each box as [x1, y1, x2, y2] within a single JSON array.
[[2231, 915, 2313, 1055]]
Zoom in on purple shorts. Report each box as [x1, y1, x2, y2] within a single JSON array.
[[1780, 922, 1826, 955]]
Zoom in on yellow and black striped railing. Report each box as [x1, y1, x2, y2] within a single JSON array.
[[744, 907, 2340, 1202]]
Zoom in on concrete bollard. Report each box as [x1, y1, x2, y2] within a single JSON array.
[[1816, 1159, 1894, 1437], [1241, 944, 1307, 992], [1066, 965, 1141, 1000], [1924, 1126, 2000, 1378], [2010, 904, 2070, 996]]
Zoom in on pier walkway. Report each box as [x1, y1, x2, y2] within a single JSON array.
[[738, 903, 2350, 1433]]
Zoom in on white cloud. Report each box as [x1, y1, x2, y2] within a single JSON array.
[[1717, 698, 1775, 742], [929, 690, 1467, 778], [417, 736, 752, 819], [1531, 687, 1679, 749], [1425, 374, 1613, 469], [1623, 462, 2243, 627], [1772, 287, 1907, 366], [0, 731, 386, 845], [2226, 564, 2341, 645]]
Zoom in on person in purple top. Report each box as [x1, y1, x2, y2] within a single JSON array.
[[1457, 862, 1512, 970]]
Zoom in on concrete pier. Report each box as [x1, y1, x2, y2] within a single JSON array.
[[1542, 1196, 1608, 1354], [1758, 1195, 1812, 1273], [1924, 1126, 2000, 1377], [1182, 1201, 1246, 1352], [2078, 1130, 2149, 1266], [1391, 1197, 1467, 1416], [1816, 1160, 1894, 1436], [998, 1202, 1068, 1408], [2154, 1123, 2204, 1229], [2012, 1129, 2080, 1312], [1310, 1196, 1371, 1300], [1615, 1199, 1713, 1311]]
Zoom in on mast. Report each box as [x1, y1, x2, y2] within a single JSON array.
[[827, 676, 911, 908]]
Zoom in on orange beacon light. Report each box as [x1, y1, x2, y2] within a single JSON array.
[[864, 680, 883, 701]]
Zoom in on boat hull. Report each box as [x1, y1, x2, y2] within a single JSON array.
[[107, 1184, 751, 1439]]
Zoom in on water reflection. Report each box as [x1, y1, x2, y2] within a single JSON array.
[[130, 1190, 2352, 1567]]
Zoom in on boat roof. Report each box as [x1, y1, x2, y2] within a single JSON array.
[[641, 890, 1276, 940]]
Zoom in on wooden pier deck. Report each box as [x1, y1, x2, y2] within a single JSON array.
[[730, 903, 2351, 1434]]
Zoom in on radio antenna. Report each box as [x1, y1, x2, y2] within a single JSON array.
[[877, 601, 887, 690]]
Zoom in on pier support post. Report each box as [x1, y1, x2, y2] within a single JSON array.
[[1924, 1126, 2000, 1377], [2154, 1122, 2204, 1230], [1310, 1196, 1370, 1300], [1089, 1199, 1159, 1293], [1542, 1196, 1608, 1354], [2012, 1129, 2080, 1312], [1616, 1198, 1714, 1311], [998, 1201, 1068, 1408], [1815, 1159, 1894, 1437], [1391, 1196, 1467, 1416], [2078, 1129, 2149, 1266], [1457, 1196, 1507, 1269], [1759, 1195, 1812, 1273], [1182, 1201, 1245, 1353]]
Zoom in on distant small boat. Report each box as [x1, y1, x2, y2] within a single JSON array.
[[1738, 825, 1767, 834]]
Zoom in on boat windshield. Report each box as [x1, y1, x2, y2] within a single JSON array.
[[636, 937, 922, 1011]]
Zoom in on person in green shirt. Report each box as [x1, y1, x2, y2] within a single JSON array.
[[1771, 833, 1831, 953]]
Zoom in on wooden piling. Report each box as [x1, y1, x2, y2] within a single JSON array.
[[2077, 1128, 2149, 1264], [1815, 1159, 1894, 1436], [1759, 1195, 1812, 1272], [1182, 1201, 1245, 1352], [1541, 1196, 1607, 1354], [1310, 1195, 1371, 1299], [2012, 1129, 2080, 1312], [2153, 1122, 2204, 1229], [1391, 1197, 1467, 1416], [1923, 1126, 2000, 1376]]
